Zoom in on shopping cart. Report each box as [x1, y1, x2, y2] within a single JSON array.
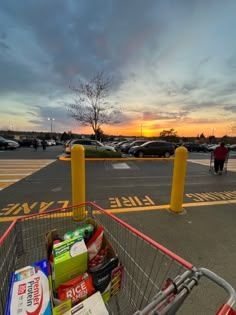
[[209, 151, 229, 175], [1, 202, 236, 315]]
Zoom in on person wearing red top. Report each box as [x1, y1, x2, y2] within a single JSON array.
[[213, 142, 228, 175]]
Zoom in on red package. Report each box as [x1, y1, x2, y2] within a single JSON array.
[[57, 273, 95, 305], [87, 226, 104, 261], [88, 246, 109, 271]]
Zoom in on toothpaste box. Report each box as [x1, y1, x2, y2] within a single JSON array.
[[5, 259, 51, 315], [64, 291, 109, 315]]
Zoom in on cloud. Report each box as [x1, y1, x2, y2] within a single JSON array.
[[0, 0, 236, 135], [223, 105, 236, 113]]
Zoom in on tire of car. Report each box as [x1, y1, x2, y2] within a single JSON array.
[[138, 151, 144, 158], [0, 144, 7, 150], [164, 151, 171, 158]]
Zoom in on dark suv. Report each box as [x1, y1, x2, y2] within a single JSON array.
[[129, 141, 175, 158], [183, 143, 208, 152], [18, 139, 34, 147], [121, 140, 147, 154]]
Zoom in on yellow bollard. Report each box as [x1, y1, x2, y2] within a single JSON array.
[[71, 144, 86, 220], [170, 146, 188, 213]]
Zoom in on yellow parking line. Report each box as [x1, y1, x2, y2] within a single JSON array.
[[59, 156, 175, 161], [105, 199, 236, 213], [1, 199, 236, 222]]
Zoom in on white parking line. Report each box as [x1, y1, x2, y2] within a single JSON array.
[[0, 179, 18, 182], [0, 159, 55, 191], [0, 168, 37, 171], [0, 174, 31, 176], [188, 159, 236, 172]]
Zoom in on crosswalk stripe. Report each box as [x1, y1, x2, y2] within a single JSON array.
[[188, 159, 236, 172], [0, 173, 31, 176], [0, 159, 55, 190], [0, 179, 18, 182]]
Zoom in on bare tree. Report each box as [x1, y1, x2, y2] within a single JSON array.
[[67, 72, 121, 141], [160, 128, 177, 137]]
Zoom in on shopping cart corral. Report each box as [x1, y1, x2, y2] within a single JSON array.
[[0, 202, 236, 315]]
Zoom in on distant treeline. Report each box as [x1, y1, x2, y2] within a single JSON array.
[[0, 129, 235, 144]]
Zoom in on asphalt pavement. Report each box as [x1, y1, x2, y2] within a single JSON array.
[[0, 145, 236, 314]]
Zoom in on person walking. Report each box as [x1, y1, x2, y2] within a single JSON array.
[[42, 139, 47, 151], [32, 138, 38, 151], [213, 142, 228, 175]]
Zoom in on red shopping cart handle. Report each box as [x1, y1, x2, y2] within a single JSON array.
[[217, 304, 236, 315]]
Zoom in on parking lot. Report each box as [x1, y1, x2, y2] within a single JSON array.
[[1, 145, 236, 313]]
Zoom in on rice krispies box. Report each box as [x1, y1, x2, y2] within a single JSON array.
[[5, 259, 51, 315]]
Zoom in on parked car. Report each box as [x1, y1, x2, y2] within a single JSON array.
[[114, 140, 132, 151], [129, 141, 175, 158], [64, 139, 116, 154], [0, 138, 8, 150], [121, 140, 148, 154], [228, 144, 236, 152], [18, 138, 34, 147], [46, 139, 56, 146], [55, 140, 64, 145], [5, 139, 20, 150], [183, 143, 209, 152], [207, 144, 219, 152], [0, 137, 20, 150]]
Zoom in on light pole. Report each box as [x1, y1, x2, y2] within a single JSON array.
[[48, 118, 55, 137], [211, 128, 216, 136]]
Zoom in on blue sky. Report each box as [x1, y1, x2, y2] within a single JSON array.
[[0, 0, 236, 137]]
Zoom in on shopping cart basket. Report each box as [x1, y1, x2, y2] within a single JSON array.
[[1, 202, 236, 314], [209, 151, 229, 175]]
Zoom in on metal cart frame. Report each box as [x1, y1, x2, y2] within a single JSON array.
[[1, 202, 236, 314]]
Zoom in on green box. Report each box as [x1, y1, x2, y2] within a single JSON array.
[[52, 236, 88, 289], [52, 299, 71, 315]]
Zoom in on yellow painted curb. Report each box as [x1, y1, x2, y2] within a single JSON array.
[[58, 156, 175, 161]]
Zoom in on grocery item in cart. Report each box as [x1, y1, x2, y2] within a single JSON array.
[[2, 202, 236, 315], [64, 291, 109, 315], [90, 256, 119, 293], [86, 226, 104, 260], [57, 272, 95, 305], [46, 230, 88, 290], [5, 259, 51, 315], [88, 245, 109, 271], [64, 224, 95, 244]]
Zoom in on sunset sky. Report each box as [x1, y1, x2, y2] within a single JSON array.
[[0, 0, 236, 138]]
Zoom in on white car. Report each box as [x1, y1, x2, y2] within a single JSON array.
[[46, 139, 56, 146], [65, 139, 116, 154]]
